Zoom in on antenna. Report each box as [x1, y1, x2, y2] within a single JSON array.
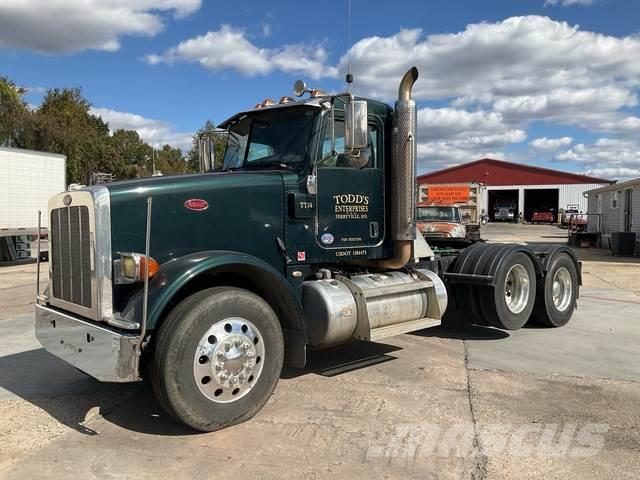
[[346, 0, 353, 90]]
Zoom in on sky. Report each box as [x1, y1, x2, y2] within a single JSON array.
[[1, 0, 640, 181]]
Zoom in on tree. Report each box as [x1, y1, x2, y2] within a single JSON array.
[[0, 74, 200, 184], [110, 129, 152, 178], [154, 144, 191, 175], [33, 87, 113, 183], [0, 77, 31, 147]]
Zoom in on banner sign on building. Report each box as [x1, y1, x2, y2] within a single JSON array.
[[427, 185, 470, 203]]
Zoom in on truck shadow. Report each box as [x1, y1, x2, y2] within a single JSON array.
[[0, 347, 194, 436], [413, 322, 510, 341], [0, 323, 508, 437]]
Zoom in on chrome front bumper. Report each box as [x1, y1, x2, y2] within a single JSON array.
[[35, 303, 141, 382]]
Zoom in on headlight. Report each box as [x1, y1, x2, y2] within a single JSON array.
[[114, 253, 159, 284]]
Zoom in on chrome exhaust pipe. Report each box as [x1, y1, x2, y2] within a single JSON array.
[[358, 67, 419, 270], [392, 66, 419, 241]]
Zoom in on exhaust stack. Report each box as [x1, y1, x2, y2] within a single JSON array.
[[392, 66, 419, 241], [362, 67, 418, 271]]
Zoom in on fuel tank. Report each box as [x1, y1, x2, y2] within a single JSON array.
[[302, 269, 447, 348]]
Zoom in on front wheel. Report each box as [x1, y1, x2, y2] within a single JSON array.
[[152, 287, 284, 432]]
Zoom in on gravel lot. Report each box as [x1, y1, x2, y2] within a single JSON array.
[[1, 223, 639, 479]]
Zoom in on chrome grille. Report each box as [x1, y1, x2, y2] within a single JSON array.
[[51, 206, 92, 308]]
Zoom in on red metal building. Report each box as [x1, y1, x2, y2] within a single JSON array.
[[417, 158, 609, 186], [417, 158, 611, 223]]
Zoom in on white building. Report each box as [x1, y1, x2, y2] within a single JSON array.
[[585, 179, 640, 250]]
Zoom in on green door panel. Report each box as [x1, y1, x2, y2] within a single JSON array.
[[316, 167, 385, 249]]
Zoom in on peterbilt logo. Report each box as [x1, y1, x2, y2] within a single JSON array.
[[184, 199, 209, 211]]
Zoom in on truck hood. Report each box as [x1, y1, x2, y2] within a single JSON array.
[[417, 220, 466, 238], [105, 171, 290, 266]]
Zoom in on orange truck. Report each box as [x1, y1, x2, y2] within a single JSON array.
[[417, 182, 482, 242]]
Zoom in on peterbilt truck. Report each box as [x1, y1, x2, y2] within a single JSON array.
[[34, 68, 581, 432]]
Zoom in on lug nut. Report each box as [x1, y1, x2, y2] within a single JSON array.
[[234, 339, 242, 347], [217, 352, 225, 360], [219, 374, 228, 382], [215, 364, 223, 371], [239, 373, 246, 381], [243, 343, 251, 350], [246, 351, 255, 358], [224, 343, 232, 352]]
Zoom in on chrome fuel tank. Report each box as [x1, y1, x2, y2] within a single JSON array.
[[302, 269, 446, 347]]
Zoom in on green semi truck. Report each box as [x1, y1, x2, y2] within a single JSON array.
[[34, 68, 580, 431]]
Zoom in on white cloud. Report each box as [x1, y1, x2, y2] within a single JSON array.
[[555, 138, 640, 180], [416, 142, 505, 173], [545, 0, 594, 6], [337, 16, 640, 175], [529, 136, 573, 150], [339, 14, 640, 134], [0, 0, 201, 53], [415, 107, 525, 171], [147, 25, 336, 79], [341, 16, 640, 105], [91, 107, 193, 151], [493, 87, 637, 125], [583, 167, 638, 181]]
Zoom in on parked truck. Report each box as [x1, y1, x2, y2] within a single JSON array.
[[0, 147, 66, 262], [416, 202, 468, 246], [561, 205, 587, 231], [34, 68, 581, 432], [418, 182, 482, 241]]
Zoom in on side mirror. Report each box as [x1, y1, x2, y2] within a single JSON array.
[[198, 134, 215, 172], [198, 128, 228, 172], [344, 99, 368, 152]]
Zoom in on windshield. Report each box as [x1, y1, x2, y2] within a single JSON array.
[[223, 108, 316, 170], [417, 206, 460, 222]]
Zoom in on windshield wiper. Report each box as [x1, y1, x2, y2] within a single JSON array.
[[239, 161, 297, 170]]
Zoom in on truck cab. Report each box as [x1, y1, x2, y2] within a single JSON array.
[[416, 203, 467, 240], [34, 68, 581, 432]]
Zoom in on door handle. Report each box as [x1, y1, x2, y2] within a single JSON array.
[[369, 221, 379, 238]]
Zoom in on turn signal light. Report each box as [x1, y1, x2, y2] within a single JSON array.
[[115, 253, 159, 284]]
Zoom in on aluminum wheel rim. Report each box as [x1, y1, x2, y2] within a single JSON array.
[[552, 267, 572, 312], [504, 264, 530, 315], [193, 317, 265, 404]]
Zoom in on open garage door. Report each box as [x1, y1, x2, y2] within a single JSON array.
[[524, 188, 559, 223], [488, 189, 518, 222]]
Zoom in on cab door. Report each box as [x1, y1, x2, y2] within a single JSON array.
[[315, 118, 384, 249]]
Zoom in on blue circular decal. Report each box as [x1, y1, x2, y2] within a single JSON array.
[[320, 233, 335, 245]]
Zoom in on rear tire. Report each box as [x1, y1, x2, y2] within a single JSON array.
[[152, 287, 284, 432], [480, 252, 537, 330], [530, 254, 578, 327]]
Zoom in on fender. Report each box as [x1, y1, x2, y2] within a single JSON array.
[[529, 244, 583, 287], [120, 250, 308, 367], [445, 243, 543, 286]]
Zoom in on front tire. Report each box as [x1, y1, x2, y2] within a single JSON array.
[[152, 287, 284, 432]]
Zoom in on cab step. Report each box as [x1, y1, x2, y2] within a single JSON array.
[[369, 317, 441, 341]]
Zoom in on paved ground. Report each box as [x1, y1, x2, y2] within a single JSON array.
[[1, 224, 639, 479]]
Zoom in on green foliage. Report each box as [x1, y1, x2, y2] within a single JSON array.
[[0, 76, 195, 185], [0, 77, 30, 148]]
